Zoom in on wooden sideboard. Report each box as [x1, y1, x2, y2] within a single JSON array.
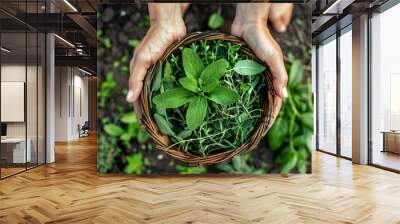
[[382, 131, 400, 154]]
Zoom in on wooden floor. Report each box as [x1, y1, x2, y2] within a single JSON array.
[[1, 135, 400, 224]]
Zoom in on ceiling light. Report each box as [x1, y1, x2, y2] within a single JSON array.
[[54, 34, 75, 48], [1, 47, 11, 53], [63, 0, 78, 12], [78, 67, 93, 76]]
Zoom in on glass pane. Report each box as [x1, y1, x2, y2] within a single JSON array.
[[340, 29, 352, 158], [371, 4, 400, 171], [318, 37, 337, 154], [27, 31, 38, 169], [1, 30, 27, 177]]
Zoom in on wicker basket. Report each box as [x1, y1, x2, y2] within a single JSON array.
[[140, 32, 275, 165]]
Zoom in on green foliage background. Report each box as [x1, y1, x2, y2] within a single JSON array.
[[97, 4, 312, 175]]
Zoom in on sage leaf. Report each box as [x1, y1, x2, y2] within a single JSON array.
[[152, 62, 163, 92], [182, 48, 204, 79], [288, 59, 303, 87], [200, 59, 228, 82], [154, 113, 175, 136], [177, 129, 192, 139], [233, 60, 265, 76], [186, 96, 208, 130], [208, 12, 224, 29], [104, 124, 124, 136], [163, 61, 174, 82], [203, 77, 219, 93], [208, 86, 239, 106], [153, 87, 193, 108], [179, 77, 198, 92]]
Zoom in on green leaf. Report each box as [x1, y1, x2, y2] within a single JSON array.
[[182, 48, 204, 79], [177, 129, 192, 139], [275, 146, 293, 164], [202, 77, 219, 93], [128, 39, 140, 48], [163, 61, 174, 82], [299, 112, 313, 131], [232, 156, 242, 171], [137, 130, 150, 143], [288, 59, 303, 87], [152, 87, 193, 108], [281, 152, 298, 175], [120, 112, 137, 124], [297, 159, 307, 174], [120, 133, 132, 141], [179, 77, 198, 92], [200, 59, 228, 82], [208, 12, 224, 29], [267, 117, 289, 150], [123, 153, 143, 174], [208, 86, 239, 106], [104, 124, 124, 137], [186, 96, 208, 130], [176, 165, 206, 174], [233, 60, 266, 76], [154, 113, 175, 136], [152, 63, 163, 92]]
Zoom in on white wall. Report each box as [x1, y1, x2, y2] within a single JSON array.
[[54, 66, 89, 141]]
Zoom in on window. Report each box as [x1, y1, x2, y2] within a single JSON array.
[[339, 27, 352, 158], [370, 3, 400, 171], [317, 35, 337, 154]]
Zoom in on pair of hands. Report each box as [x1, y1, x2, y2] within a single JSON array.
[[127, 3, 293, 125]]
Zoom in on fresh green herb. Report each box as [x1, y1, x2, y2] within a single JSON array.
[[150, 40, 267, 156], [267, 58, 313, 175], [208, 11, 224, 29]]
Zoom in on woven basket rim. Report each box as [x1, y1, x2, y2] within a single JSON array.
[[140, 32, 275, 165]]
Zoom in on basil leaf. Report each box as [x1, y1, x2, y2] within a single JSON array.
[[154, 113, 175, 136], [182, 48, 204, 79], [233, 60, 265, 76], [179, 77, 198, 92], [288, 59, 303, 87], [186, 96, 208, 130], [208, 86, 239, 106], [208, 12, 224, 29], [152, 62, 163, 92], [104, 124, 124, 137], [200, 59, 228, 82], [152, 87, 193, 108], [202, 77, 219, 92]]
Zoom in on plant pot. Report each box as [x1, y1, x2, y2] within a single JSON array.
[[140, 32, 275, 165]]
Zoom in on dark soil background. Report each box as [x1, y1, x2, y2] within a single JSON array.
[[97, 3, 311, 174]]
